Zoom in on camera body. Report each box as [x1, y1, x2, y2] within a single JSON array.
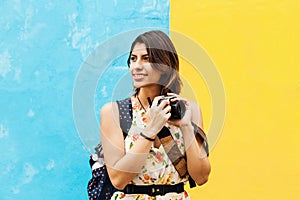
[[158, 95, 186, 120]]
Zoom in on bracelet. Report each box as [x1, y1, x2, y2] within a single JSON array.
[[140, 132, 155, 141]]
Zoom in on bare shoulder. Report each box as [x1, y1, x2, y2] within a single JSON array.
[[188, 100, 200, 110], [188, 100, 202, 114], [100, 102, 119, 119], [100, 102, 120, 135], [101, 102, 118, 114], [100, 102, 125, 165]]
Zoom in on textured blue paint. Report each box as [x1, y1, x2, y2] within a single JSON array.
[[0, 0, 169, 199]]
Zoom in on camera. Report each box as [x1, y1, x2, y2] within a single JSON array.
[[158, 95, 186, 120]]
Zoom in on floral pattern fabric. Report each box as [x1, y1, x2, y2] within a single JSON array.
[[111, 96, 190, 200]]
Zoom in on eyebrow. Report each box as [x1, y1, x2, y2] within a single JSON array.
[[130, 53, 149, 57]]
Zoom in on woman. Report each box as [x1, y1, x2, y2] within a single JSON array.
[[100, 30, 210, 199]]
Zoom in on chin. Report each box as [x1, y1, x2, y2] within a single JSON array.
[[133, 83, 145, 88]]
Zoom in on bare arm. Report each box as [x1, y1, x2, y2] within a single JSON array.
[[180, 101, 211, 185], [100, 97, 171, 190], [100, 102, 153, 190]]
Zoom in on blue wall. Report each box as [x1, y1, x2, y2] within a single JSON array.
[[0, 1, 169, 199]]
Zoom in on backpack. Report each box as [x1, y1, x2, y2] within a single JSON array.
[[87, 98, 132, 200]]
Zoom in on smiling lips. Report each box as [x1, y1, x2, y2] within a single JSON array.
[[132, 73, 148, 81]]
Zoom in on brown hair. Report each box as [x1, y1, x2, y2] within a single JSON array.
[[127, 30, 182, 95]]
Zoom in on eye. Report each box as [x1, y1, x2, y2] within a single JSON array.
[[143, 56, 150, 61], [130, 56, 136, 62]]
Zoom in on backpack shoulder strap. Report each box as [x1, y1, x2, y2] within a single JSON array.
[[116, 97, 132, 138], [91, 98, 132, 169]]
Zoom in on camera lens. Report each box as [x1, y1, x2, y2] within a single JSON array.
[[170, 100, 186, 120]]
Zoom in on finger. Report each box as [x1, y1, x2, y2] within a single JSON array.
[[170, 97, 179, 102], [157, 99, 169, 109], [163, 105, 171, 114], [165, 93, 185, 102], [152, 95, 169, 109], [167, 92, 178, 97], [166, 93, 178, 101], [165, 112, 171, 120], [151, 96, 163, 108], [171, 97, 186, 103]]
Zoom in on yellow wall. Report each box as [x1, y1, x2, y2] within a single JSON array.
[[170, 0, 300, 199]]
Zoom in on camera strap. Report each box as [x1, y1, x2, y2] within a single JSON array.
[[157, 126, 188, 178], [157, 124, 209, 187]]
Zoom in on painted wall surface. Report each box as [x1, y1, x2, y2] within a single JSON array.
[[0, 1, 169, 199], [171, 0, 300, 199]]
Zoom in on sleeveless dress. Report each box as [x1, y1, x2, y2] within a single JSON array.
[[111, 96, 190, 200]]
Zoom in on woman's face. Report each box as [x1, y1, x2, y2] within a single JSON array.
[[129, 42, 162, 89]]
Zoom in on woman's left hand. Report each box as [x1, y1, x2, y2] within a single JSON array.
[[166, 93, 192, 127]]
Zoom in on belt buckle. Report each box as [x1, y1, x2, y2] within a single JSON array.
[[151, 186, 161, 196]]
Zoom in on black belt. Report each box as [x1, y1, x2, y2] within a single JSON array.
[[123, 182, 184, 196]]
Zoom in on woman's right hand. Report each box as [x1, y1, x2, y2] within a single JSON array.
[[143, 96, 172, 138]]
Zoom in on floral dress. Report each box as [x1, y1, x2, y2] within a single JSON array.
[[111, 96, 190, 200]]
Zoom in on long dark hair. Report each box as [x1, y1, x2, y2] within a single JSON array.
[[127, 30, 182, 95]]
